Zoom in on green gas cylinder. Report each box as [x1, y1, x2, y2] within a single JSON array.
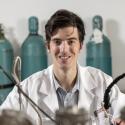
[[0, 24, 14, 104], [86, 15, 112, 76], [21, 16, 47, 80]]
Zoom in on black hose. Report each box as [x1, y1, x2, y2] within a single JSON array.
[[103, 73, 125, 110]]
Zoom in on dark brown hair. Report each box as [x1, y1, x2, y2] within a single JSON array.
[[45, 9, 85, 43]]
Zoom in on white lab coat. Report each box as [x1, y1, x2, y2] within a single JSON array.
[[1, 65, 125, 125]]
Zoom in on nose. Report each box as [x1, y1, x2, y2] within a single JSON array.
[[59, 41, 69, 53]]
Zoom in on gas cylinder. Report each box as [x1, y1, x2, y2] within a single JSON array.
[[86, 15, 112, 76], [0, 24, 14, 104], [21, 16, 47, 80]]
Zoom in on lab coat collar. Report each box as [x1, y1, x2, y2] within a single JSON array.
[[39, 65, 97, 114], [78, 65, 98, 90]]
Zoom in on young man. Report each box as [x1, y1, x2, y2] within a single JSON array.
[[1, 9, 125, 125]]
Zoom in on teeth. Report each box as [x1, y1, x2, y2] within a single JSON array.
[[61, 57, 68, 59], [61, 56, 68, 59], [59, 56, 70, 59]]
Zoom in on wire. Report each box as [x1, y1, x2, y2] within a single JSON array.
[[0, 65, 56, 123], [13, 56, 22, 110], [13, 56, 21, 82]]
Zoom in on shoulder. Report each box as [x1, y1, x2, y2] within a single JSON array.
[[79, 65, 105, 75], [78, 65, 113, 87], [20, 65, 53, 90]]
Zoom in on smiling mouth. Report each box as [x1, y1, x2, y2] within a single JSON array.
[[59, 55, 71, 60]]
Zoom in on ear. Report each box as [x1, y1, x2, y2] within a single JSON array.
[[45, 42, 50, 53], [80, 42, 83, 50], [46, 42, 50, 49]]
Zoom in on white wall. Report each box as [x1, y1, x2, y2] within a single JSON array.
[[0, 0, 125, 91]]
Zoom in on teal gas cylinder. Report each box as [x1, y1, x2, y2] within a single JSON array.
[[21, 16, 47, 80], [86, 15, 112, 76], [0, 24, 14, 104]]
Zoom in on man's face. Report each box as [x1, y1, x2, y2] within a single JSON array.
[[47, 26, 83, 71]]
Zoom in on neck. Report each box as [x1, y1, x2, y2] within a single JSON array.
[[53, 65, 78, 91]]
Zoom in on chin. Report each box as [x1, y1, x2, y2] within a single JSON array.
[[59, 64, 71, 70], [55, 61, 72, 70]]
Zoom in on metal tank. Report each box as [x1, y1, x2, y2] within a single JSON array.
[[21, 16, 47, 80], [0, 24, 14, 104], [86, 15, 112, 76], [56, 106, 90, 125]]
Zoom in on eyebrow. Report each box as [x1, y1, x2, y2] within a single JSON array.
[[51, 37, 78, 41], [51, 38, 61, 41], [67, 37, 78, 40]]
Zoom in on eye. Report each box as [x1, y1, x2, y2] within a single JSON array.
[[67, 39, 76, 45], [53, 39, 62, 46]]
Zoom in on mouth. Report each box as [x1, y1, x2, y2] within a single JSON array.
[[58, 55, 71, 61]]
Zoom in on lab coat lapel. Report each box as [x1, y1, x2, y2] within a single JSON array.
[[38, 65, 59, 115], [78, 85, 95, 111], [78, 66, 97, 112], [42, 86, 59, 113]]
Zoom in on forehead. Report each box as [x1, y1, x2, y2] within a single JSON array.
[[51, 26, 79, 39]]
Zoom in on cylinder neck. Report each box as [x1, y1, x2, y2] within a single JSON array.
[[92, 15, 103, 31], [0, 24, 5, 39], [28, 16, 39, 34]]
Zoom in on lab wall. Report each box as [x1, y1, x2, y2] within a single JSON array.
[[0, 0, 125, 91]]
